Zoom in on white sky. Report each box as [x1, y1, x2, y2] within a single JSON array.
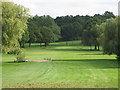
[[11, 0, 119, 18]]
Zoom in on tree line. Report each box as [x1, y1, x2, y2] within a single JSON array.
[[2, 2, 120, 60], [20, 15, 61, 47], [55, 12, 115, 50]]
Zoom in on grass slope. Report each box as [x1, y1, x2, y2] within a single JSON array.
[[2, 40, 118, 88]]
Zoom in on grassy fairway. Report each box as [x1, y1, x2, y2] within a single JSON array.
[[2, 41, 118, 88]]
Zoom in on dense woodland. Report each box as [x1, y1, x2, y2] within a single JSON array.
[[2, 2, 120, 60]]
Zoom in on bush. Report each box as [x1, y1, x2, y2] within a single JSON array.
[[15, 50, 27, 62]]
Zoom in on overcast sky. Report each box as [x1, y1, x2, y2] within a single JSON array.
[[11, 0, 118, 18]]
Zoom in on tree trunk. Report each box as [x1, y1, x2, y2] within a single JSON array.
[[90, 45, 92, 51], [94, 44, 97, 51], [23, 43, 25, 48], [45, 42, 49, 47], [20, 42, 22, 48], [29, 43, 31, 47]]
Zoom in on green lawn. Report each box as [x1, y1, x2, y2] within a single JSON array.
[[2, 41, 118, 88]]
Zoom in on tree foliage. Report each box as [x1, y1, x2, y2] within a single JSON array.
[[100, 18, 117, 53], [81, 12, 115, 50], [55, 11, 115, 44], [2, 2, 30, 53], [98, 17, 120, 60], [27, 15, 61, 47]]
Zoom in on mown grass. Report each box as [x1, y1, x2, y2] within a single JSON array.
[[2, 40, 118, 88]]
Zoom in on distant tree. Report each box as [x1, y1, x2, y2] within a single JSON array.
[[99, 17, 120, 60], [82, 30, 92, 46], [55, 11, 115, 43], [64, 22, 83, 41], [82, 11, 115, 51], [27, 17, 37, 47], [81, 17, 97, 50], [40, 27, 55, 46], [20, 30, 29, 48], [2, 2, 30, 53], [27, 15, 61, 47], [39, 16, 61, 46], [82, 29, 98, 50], [55, 15, 83, 41], [102, 18, 117, 54], [61, 23, 74, 41], [90, 24, 103, 51], [103, 11, 115, 19]]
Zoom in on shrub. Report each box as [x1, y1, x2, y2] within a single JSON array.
[[15, 50, 27, 62]]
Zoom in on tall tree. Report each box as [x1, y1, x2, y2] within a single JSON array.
[[103, 11, 115, 19], [55, 15, 84, 41], [27, 15, 61, 47], [81, 12, 115, 50], [2, 2, 30, 53], [99, 17, 120, 60], [40, 26, 55, 46], [39, 16, 61, 46], [27, 16, 38, 47]]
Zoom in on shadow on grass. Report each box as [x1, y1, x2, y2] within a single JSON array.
[[49, 48, 93, 52], [53, 59, 119, 69], [24, 42, 82, 47], [53, 59, 116, 61], [79, 54, 104, 55], [50, 44, 82, 46], [6, 61, 27, 63]]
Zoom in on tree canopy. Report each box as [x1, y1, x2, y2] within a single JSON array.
[[55, 11, 115, 50], [27, 15, 61, 46], [98, 17, 120, 60], [2, 2, 30, 53]]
